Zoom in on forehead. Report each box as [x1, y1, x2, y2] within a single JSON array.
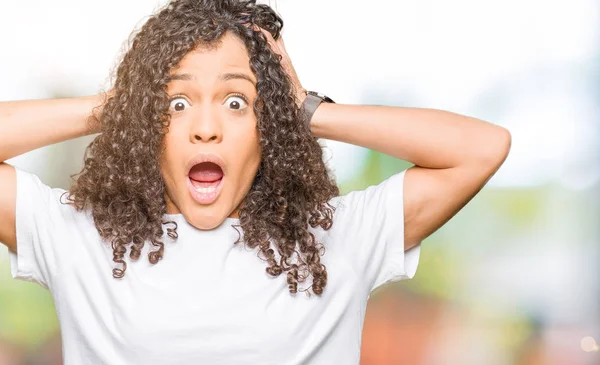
[[170, 32, 255, 82]]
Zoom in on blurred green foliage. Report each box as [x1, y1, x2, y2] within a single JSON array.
[[0, 268, 59, 349]]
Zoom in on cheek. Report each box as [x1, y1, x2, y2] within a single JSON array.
[[164, 121, 189, 155]]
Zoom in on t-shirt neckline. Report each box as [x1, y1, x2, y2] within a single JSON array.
[[162, 213, 240, 228]]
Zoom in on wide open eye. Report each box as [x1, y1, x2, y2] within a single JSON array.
[[169, 97, 191, 112], [225, 94, 248, 111]]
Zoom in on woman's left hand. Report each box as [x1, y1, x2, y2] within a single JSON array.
[[256, 27, 307, 108]]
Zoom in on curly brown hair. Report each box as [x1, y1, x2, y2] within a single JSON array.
[[64, 0, 339, 296]]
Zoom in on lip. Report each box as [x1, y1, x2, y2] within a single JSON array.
[[185, 152, 227, 176], [185, 152, 226, 205], [186, 175, 225, 205]]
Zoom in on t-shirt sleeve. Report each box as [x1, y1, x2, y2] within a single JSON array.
[[331, 170, 421, 294], [8, 166, 71, 290]]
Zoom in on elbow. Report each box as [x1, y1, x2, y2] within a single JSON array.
[[491, 127, 512, 169], [473, 126, 512, 171], [493, 126, 512, 162]]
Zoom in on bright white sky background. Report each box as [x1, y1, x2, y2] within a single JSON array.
[[0, 0, 598, 189]]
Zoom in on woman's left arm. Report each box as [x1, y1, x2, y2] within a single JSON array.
[[311, 103, 511, 250], [259, 29, 511, 250]]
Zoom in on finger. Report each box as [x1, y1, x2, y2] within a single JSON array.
[[247, 25, 280, 48], [263, 32, 284, 56], [259, 28, 277, 46]]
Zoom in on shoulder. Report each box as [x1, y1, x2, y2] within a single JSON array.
[[330, 170, 407, 223], [15, 166, 94, 226]]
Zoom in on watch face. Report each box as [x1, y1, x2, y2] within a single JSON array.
[[323, 95, 335, 103], [307, 91, 335, 103]]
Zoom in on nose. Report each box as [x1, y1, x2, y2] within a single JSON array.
[[190, 107, 223, 144]]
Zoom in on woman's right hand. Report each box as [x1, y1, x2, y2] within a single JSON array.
[[88, 89, 114, 134]]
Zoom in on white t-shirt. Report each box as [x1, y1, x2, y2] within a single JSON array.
[[8, 166, 421, 365]]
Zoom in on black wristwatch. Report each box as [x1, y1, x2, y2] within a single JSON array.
[[300, 91, 335, 125]]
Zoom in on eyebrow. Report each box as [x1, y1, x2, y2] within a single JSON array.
[[170, 72, 256, 86]]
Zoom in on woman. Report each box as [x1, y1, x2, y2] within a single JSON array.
[[0, 0, 511, 364]]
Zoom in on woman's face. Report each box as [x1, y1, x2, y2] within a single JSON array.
[[160, 31, 261, 230]]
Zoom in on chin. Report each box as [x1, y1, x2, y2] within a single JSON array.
[[183, 205, 229, 230]]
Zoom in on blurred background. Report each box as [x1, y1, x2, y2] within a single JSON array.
[[0, 0, 598, 364]]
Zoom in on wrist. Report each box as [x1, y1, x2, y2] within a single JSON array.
[[299, 90, 335, 133], [308, 102, 334, 138], [84, 93, 108, 135]]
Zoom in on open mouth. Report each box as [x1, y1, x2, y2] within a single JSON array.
[[187, 161, 225, 204]]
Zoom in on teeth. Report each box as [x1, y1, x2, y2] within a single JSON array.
[[194, 186, 217, 194]]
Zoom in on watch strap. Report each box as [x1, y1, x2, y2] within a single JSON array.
[[300, 91, 335, 126]]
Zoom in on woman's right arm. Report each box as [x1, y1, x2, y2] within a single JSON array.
[[0, 93, 107, 253]]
